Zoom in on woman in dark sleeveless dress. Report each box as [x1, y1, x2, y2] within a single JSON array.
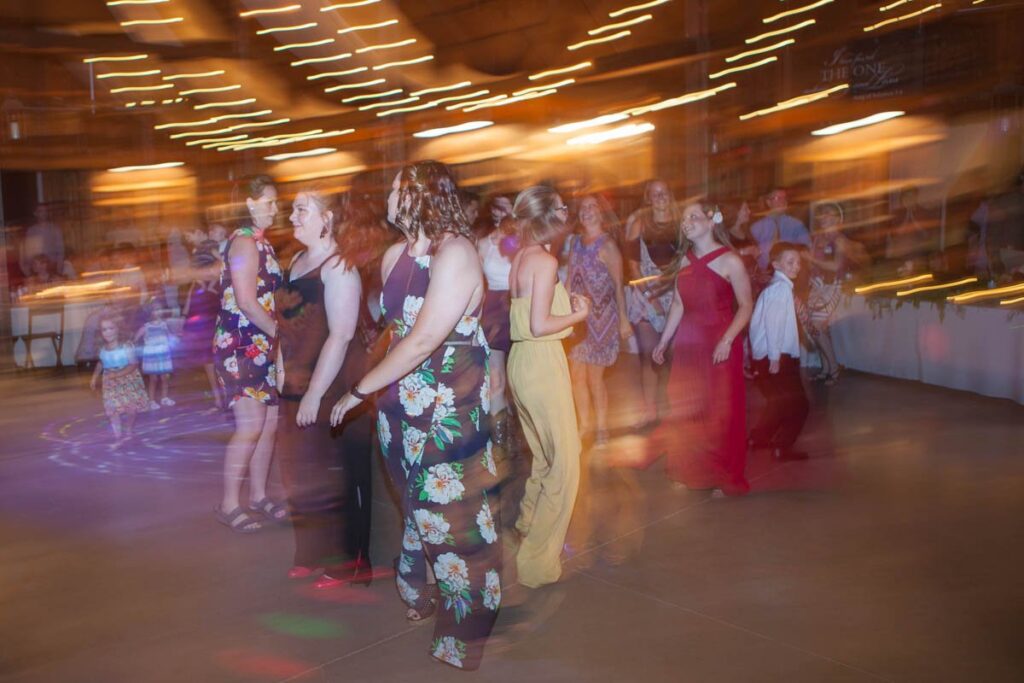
[[624, 179, 682, 429], [330, 161, 500, 671], [275, 186, 383, 586], [650, 201, 754, 496]]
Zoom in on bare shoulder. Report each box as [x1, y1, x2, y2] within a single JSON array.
[[435, 234, 478, 261]]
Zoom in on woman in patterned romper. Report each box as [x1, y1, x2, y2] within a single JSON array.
[[566, 194, 633, 447], [213, 175, 286, 534], [331, 161, 500, 671]]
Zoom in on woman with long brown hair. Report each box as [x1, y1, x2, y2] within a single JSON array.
[[329, 161, 500, 671]]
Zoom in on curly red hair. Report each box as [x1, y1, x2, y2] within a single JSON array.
[[392, 161, 472, 242]]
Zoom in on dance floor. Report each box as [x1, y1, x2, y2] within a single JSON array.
[[1, 361, 1021, 682]]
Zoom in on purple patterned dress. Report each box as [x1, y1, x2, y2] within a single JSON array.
[[567, 234, 620, 367]]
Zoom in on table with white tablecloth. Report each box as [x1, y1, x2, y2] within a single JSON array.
[[831, 294, 1024, 404], [10, 300, 109, 367]]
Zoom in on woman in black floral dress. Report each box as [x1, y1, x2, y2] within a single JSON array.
[[330, 161, 500, 670]]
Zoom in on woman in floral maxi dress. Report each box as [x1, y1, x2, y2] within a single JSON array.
[[331, 161, 500, 671]]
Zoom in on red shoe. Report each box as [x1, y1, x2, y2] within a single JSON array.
[[314, 555, 373, 589], [287, 565, 322, 580]]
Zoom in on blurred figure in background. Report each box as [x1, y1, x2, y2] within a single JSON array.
[[624, 179, 681, 429], [180, 241, 223, 409], [22, 253, 63, 294], [507, 185, 589, 588], [885, 187, 937, 274], [566, 193, 632, 447], [213, 175, 285, 534], [330, 161, 500, 671], [19, 203, 63, 279], [986, 168, 1024, 276], [135, 300, 175, 409], [650, 202, 753, 496], [275, 186, 374, 588], [750, 187, 811, 277], [90, 313, 151, 441]]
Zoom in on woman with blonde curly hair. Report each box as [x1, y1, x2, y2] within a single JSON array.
[[329, 161, 500, 671]]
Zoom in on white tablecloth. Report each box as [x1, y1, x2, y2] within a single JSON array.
[[831, 294, 1024, 404], [11, 300, 107, 367]]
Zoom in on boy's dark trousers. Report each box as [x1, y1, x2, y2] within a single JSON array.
[[750, 355, 808, 449]]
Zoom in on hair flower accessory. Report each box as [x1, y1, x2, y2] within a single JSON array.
[[710, 207, 724, 225]]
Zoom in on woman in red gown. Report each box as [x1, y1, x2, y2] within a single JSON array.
[[650, 201, 754, 496]]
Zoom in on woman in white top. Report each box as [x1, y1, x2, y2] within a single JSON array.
[[477, 195, 515, 437]]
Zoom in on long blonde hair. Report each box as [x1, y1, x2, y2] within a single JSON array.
[[513, 185, 565, 245]]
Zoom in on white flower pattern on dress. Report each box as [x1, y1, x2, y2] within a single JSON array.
[[399, 372, 435, 417], [403, 295, 424, 328], [402, 517, 422, 551], [414, 509, 454, 546], [479, 370, 491, 415], [401, 421, 427, 472], [396, 575, 420, 605], [223, 355, 239, 377], [434, 552, 473, 623], [377, 412, 391, 455], [481, 440, 496, 476], [417, 462, 465, 504], [482, 569, 501, 611], [476, 499, 497, 544], [431, 636, 467, 668], [455, 314, 476, 336]]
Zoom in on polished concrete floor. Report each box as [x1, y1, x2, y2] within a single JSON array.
[[1, 362, 1022, 682]]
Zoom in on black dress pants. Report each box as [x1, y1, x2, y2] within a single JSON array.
[[751, 356, 808, 449]]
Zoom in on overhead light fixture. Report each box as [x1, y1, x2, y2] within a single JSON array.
[[725, 39, 795, 63], [762, 0, 833, 24], [274, 39, 335, 52], [410, 81, 472, 97], [108, 161, 185, 173], [864, 3, 942, 32], [342, 88, 402, 103], [529, 61, 592, 80], [322, 0, 380, 10], [179, 85, 241, 95], [163, 70, 225, 80], [325, 78, 387, 92], [709, 56, 777, 79], [120, 17, 184, 26], [568, 31, 631, 51], [745, 19, 815, 44], [447, 94, 508, 111], [257, 23, 318, 35], [168, 118, 290, 139], [291, 52, 353, 67], [338, 19, 399, 34], [608, 0, 669, 18], [462, 89, 556, 113], [358, 96, 419, 111], [549, 113, 631, 134], [107, 0, 169, 5], [193, 98, 257, 109], [567, 122, 655, 145], [265, 147, 337, 161], [83, 54, 148, 63], [413, 121, 494, 138], [513, 78, 574, 96], [812, 111, 905, 136], [589, 14, 652, 35], [307, 67, 368, 80], [629, 82, 737, 115], [96, 70, 161, 79], [184, 134, 249, 147], [879, 0, 913, 11], [240, 5, 300, 18], [431, 89, 490, 106], [109, 84, 174, 93], [356, 39, 417, 53], [377, 101, 439, 117], [739, 83, 848, 121], [373, 55, 434, 70]]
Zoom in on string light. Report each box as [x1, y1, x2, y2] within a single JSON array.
[[226, 129, 354, 151], [325, 79, 387, 93], [376, 101, 439, 117], [162, 70, 225, 80], [168, 118, 290, 139], [725, 39, 794, 63], [372, 55, 434, 70], [291, 52, 353, 67], [96, 70, 161, 79], [358, 96, 419, 111], [513, 79, 574, 96], [414, 121, 494, 138], [356, 39, 417, 53], [239, 5, 300, 17], [338, 19, 399, 34], [193, 98, 257, 109], [322, 0, 380, 9], [589, 14, 652, 35], [275, 39, 335, 51], [265, 147, 336, 161], [120, 17, 184, 26], [709, 56, 777, 80], [178, 85, 241, 95], [529, 62, 592, 80], [257, 23, 318, 35], [897, 277, 978, 296], [629, 82, 736, 115], [107, 0, 168, 4], [447, 94, 508, 111], [549, 113, 631, 134], [83, 54, 148, 63], [341, 88, 402, 103], [879, 0, 913, 11], [410, 81, 471, 97], [307, 67, 368, 80], [949, 282, 1024, 304], [108, 161, 184, 173], [110, 84, 174, 93], [463, 89, 556, 113], [854, 274, 933, 294], [746, 19, 815, 44], [762, 0, 833, 23], [568, 31, 631, 50], [812, 111, 905, 136], [864, 4, 942, 32], [999, 295, 1024, 305], [430, 89, 490, 106], [567, 122, 655, 145], [739, 83, 848, 121], [608, 0, 669, 18], [184, 134, 248, 147], [154, 110, 273, 129]]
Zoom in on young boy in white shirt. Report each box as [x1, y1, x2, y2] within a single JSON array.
[[749, 242, 809, 461]]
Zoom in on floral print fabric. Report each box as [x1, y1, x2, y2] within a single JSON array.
[[377, 247, 501, 670], [213, 227, 282, 407]]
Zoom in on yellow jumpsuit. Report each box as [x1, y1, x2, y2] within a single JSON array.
[[507, 282, 582, 588]]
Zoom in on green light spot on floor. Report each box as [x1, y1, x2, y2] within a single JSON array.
[[259, 613, 349, 640]]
